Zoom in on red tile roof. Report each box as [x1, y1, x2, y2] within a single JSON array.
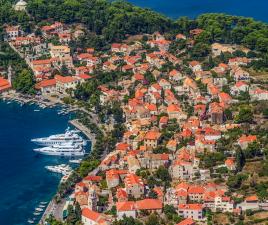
[[116, 201, 136, 211], [238, 135, 257, 143], [144, 131, 161, 140], [177, 218, 195, 225], [136, 199, 162, 210], [82, 208, 106, 223], [35, 79, 56, 89], [55, 75, 77, 83], [178, 204, 203, 211]]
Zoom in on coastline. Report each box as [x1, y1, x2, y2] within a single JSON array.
[[0, 99, 73, 224], [0, 92, 98, 224], [39, 120, 97, 224]]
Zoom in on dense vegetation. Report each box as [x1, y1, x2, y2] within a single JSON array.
[[25, 0, 268, 54], [27, 0, 172, 42], [193, 14, 267, 50]]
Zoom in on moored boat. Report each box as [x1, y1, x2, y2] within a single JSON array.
[[31, 128, 86, 147], [34, 142, 85, 157]]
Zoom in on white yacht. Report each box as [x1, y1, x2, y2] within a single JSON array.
[[69, 159, 82, 164], [34, 142, 85, 157], [45, 164, 72, 175], [31, 128, 87, 147]]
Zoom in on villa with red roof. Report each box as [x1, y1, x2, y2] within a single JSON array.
[[178, 204, 204, 220], [0, 77, 11, 93], [82, 207, 110, 225], [124, 173, 144, 198], [144, 130, 161, 149], [116, 199, 162, 219], [176, 218, 195, 225], [238, 135, 257, 149]]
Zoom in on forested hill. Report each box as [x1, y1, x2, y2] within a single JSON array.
[[0, 0, 268, 54], [27, 0, 173, 41]]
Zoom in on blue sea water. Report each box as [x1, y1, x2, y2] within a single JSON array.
[[0, 100, 82, 225], [128, 0, 268, 22]]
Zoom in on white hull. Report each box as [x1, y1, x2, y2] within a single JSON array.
[[34, 149, 85, 156], [32, 139, 86, 147], [31, 128, 87, 147]]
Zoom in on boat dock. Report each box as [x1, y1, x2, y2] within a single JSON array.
[[69, 119, 96, 149], [39, 199, 66, 224], [1, 92, 59, 108]]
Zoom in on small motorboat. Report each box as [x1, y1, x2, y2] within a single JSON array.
[[27, 219, 34, 224], [35, 207, 44, 212]]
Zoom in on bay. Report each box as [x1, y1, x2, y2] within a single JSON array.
[[0, 100, 80, 225], [128, 0, 268, 22]]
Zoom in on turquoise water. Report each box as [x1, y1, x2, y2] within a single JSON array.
[[0, 100, 84, 225], [128, 0, 268, 22]]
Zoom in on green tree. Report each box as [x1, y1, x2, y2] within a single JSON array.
[[244, 141, 261, 159], [13, 69, 35, 94], [235, 106, 253, 123], [112, 215, 143, 225], [236, 148, 245, 171], [145, 213, 160, 225], [190, 42, 211, 59]]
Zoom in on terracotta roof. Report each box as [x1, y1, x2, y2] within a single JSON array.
[[134, 73, 144, 81], [235, 81, 248, 88], [32, 59, 51, 65], [124, 173, 144, 187], [0, 77, 11, 91], [238, 135, 257, 143], [245, 195, 258, 202], [176, 189, 188, 197], [77, 74, 92, 80], [225, 157, 235, 167], [177, 218, 195, 225], [188, 186, 205, 194], [189, 60, 200, 67], [153, 187, 164, 197], [159, 116, 169, 124], [82, 208, 106, 223], [136, 199, 162, 210], [178, 204, 203, 211], [35, 79, 56, 89], [116, 188, 128, 199], [218, 92, 232, 102], [176, 182, 190, 191], [167, 104, 181, 113], [84, 175, 102, 182], [116, 142, 130, 151], [167, 139, 177, 147], [144, 131, 161, 140], [55, 75, 77, 83], [116, 201, 136, 211]]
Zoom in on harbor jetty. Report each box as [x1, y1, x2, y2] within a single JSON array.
[[39, 199, 66, 224], [69, 119, 96, 150]]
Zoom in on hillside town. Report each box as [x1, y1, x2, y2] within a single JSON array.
[[1, 14, 268, 225]]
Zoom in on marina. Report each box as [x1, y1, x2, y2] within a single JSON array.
[[0, 99, 91, 225]]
